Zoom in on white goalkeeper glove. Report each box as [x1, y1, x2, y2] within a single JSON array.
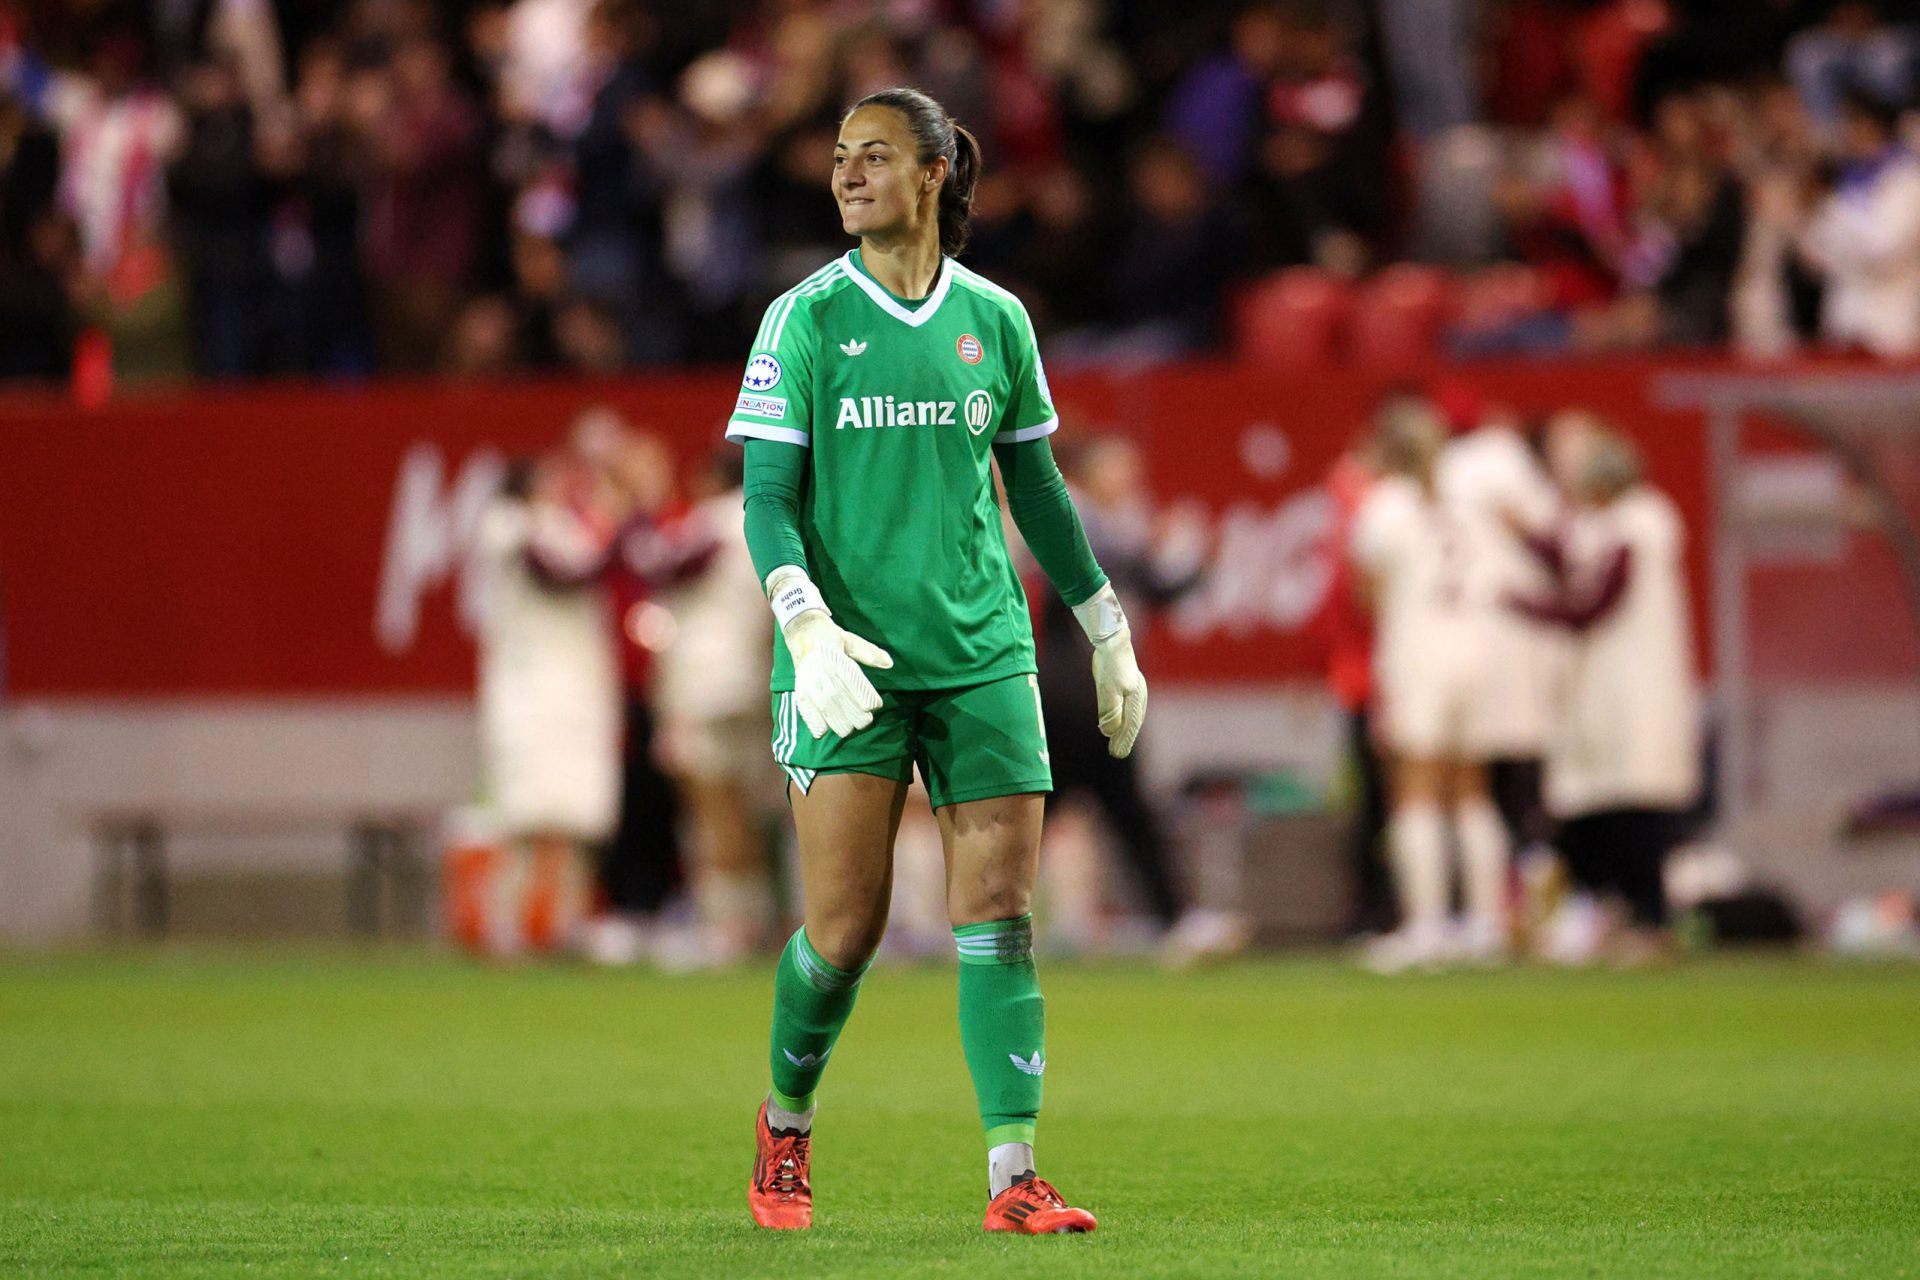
[[1072, 582, 1148, 758], [765, 565, 893, 739]]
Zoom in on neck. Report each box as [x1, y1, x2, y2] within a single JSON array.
[[857, 230, 943, 300]]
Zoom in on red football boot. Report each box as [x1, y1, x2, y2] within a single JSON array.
[[982, 1174, 1097, 1234], [749, 1101, 812, 1229]]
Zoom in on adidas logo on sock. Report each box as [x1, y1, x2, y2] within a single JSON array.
[[1009, 1051, 1046, 1076]]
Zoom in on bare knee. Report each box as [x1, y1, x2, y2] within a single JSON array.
[[802, 908, 885, 971], [791, 773, 906, 970], [949, 871, 1032, 928], [939, 793, 1044, 928], [1393, 757, 1443, 809], [1446, 760, 1489, 809]]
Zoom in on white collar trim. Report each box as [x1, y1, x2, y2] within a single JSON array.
[[839, 251, 953, 327]]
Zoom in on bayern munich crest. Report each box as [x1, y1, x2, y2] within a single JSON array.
[[956, 333, 984, 364]]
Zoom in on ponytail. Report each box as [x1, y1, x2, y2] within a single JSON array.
[[845, 87, 981, 257], [938, 122, 981, 256]]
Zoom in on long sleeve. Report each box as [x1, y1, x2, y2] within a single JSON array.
[[741, 438, 809, 584], [993, 435, 1107, 608], [522, 501, 615, 589], [1507, 544, 1633, 632], [616, 510, 721, 590], [1513, 524, 1569, 583]]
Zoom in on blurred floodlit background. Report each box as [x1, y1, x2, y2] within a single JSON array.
[[2, 0, 1919, 965]]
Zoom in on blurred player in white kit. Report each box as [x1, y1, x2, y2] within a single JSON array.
[[1351, 396, 1512, 970], [1434, 384, 1565, 852], [650, 449, 780, 965], [1510, 427, 1701, 962], [474, 450, 623, 953]]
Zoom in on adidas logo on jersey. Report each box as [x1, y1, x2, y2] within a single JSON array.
[[839, 339, 868, 356], [834, 393, 993, 431]]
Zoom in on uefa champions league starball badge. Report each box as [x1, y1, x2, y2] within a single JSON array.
[[744, 353, 783, 391]]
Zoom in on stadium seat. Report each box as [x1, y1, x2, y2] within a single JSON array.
[[1454, 264, 1550, 322], [1350, 265, 1454, 369], [1234, 268, 1352, 368]]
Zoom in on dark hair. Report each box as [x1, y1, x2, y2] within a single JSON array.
[[1840, 84, 1903, 137], [1581, 430, 1644, 503], [500, 456, 540, 503], [844, 86, 982, 256]]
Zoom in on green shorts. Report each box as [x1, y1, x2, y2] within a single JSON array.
[[771, 672, 1053, 809]]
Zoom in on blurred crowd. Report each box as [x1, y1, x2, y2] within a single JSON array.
[[1325, 384, 1703, 969], [15, 0, 1920, 385]]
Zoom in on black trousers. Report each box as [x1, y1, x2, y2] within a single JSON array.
[[1488, 757, 1551, 850], [1039, 659, 1184, 926], [1555, 807, 1683, 928], [601, 698, 684, 915], [1344, 707, 1396, 935]]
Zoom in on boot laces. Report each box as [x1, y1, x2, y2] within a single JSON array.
[[1013, 1176, 1065, 1209], [764, 1134, 810, 1198]]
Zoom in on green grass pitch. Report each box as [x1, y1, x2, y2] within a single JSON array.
[[2, 949, 1916, 1278]]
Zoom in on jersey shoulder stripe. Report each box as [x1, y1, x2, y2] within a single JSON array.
[[751, 261, 839, 348], [752, 262, 841, 349], [770, 267, 849, 350], [948, 261, 1022, 305], [949, 264, 1031, 324], [755, 263, 851, 352], [949, 266, 1040, 358]]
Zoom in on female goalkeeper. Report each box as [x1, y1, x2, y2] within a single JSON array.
[[724, 86, 1147, 1235]]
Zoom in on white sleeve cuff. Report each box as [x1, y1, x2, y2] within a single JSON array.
[[726, 422, 811, 448], [995, 416, 1059, 443]]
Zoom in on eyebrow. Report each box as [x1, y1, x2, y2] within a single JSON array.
[[834, 140, 893, 150]]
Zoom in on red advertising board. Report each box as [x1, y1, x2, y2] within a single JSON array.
[[0, 362, 1719, 697]]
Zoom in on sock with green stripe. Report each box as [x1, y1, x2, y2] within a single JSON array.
[[766, 927, 868, 1133], [954, 914, 1045, 1195]]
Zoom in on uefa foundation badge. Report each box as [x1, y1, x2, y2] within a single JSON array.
[[956, 334, 984, 365]]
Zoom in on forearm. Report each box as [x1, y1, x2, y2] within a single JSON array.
[[740, 436, 894, 737], [1506, 547, 1633, 632], [616, 514, 720, 589], [993, 436, 1107, 608], [1514, 526, 1568, 583], [523, 504, 614, 588], [741, 438, 810, 584]]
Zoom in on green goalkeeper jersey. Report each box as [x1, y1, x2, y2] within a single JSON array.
[[725, 249, 1060, 693]]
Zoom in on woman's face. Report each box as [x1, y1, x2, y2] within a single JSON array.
[[1545, 414, 1598, 494], [834, 105, 942, 243]]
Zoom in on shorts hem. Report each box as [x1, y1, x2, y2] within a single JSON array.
[[928, 778, 1054, 810], [768, 663, 1038, 698], [810, 762, 916, 785]]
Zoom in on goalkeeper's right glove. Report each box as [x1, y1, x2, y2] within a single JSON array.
[[765, 565, 894, 739]]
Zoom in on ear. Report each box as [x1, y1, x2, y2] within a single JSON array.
[[925, 154, 950, 191]]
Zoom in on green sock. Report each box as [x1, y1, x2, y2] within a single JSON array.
[[954, 914, 1044, 1149], [767, 928, 868, 1114]]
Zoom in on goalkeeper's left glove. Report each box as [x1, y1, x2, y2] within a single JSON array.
[[1072, 582, 1147, 758]]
